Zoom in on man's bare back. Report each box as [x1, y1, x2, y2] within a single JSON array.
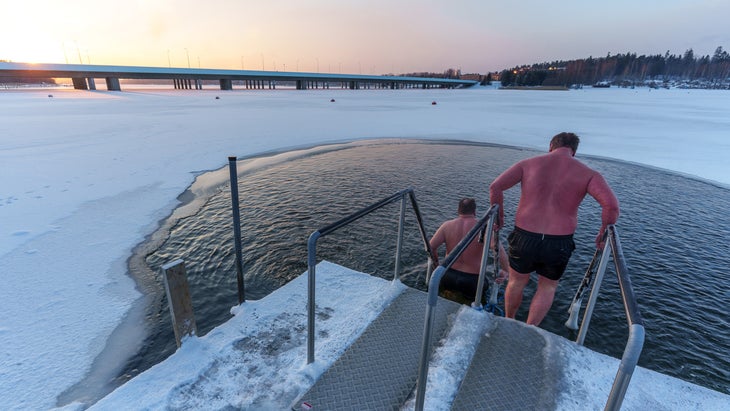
[[490, 146, 619, 240], [430, 215, 483, 274]]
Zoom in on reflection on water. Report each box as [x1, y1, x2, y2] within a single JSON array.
[[128, 139, 729, 394]]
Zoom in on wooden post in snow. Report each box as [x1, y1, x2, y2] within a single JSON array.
[[162, 259, 197, 347]]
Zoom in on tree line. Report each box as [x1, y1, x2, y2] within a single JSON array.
[[498, 46, 730, 87]]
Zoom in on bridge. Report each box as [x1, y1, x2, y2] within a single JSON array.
[[0, 62, 478, 91]]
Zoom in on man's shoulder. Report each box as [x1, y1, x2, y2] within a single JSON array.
[[571, 157, 600, 174], [525, 152, 554, 164], [442, 216, 474, 227]]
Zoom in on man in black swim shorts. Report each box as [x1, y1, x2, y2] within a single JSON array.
[[430, 198, 508, 305], [490, 132, 619, 325]]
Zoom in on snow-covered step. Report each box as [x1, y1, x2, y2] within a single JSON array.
[[294, 287, 461, 410]]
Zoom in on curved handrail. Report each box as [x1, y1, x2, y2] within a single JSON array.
[[306, 188, 434, 364], [414, 204, 499, 410], [603, 225, 644, 411], [567, 225, 644, 411]]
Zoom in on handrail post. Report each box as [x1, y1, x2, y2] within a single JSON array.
[[228, 156, 245, 304], [393, 194, 407, 281], [604, 323, 645, 411], [307, 231, 321, 364], [415, 266, 446, 411], [603, 225, 645, 410], [473, 206, 497, 308], [407, 190, 435, 286], [576, 237, 612, 345], [567, 225, 644, 410], [473, 235, 491, 308]]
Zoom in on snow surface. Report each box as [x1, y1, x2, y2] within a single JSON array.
[[90, 262, 729, 410], [1, 85, 728, 410]]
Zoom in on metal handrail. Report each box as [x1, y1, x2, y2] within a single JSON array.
[[306, 188, 433, 364], [567, 224, 644, 411], [415, 222, 643, 411], [414, 204, 499, 411]]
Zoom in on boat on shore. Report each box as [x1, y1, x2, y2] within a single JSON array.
[[592, 81, 611, 88]]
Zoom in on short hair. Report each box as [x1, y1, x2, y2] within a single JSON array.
[[458, 198, 476, 215], [550, 132, 580, 154]]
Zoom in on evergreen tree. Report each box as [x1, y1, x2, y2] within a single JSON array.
[[494, 46, 729, 87]]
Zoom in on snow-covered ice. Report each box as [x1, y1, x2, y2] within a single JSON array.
[[0, 85, 728, 410]]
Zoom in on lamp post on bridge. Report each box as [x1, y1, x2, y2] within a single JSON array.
[[185, 48, 190, 68]]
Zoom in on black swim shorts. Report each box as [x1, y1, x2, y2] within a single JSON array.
[[440, 266, 487, 302], [507, 226, 575, 281]]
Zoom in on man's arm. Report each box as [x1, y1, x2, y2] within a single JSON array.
[[429, 225, 446, 266], [489, 162, 523, 230], [587, 172, 619, 247]]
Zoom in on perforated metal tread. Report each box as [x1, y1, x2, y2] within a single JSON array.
[[450, 316, 563, 411], [295, 287, 461, 411]]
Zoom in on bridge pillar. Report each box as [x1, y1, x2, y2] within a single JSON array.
[[219, 79, 233, 90], [87, 78, 96, 90], [72, 77, 88, 90], [105, 77, 121, 91]]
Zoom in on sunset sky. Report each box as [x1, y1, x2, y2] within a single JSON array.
[[3, 0, 729, 74]]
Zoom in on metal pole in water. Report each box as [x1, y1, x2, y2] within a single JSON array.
[[228, 156, 245, 304], [393, 195, 406, 281]]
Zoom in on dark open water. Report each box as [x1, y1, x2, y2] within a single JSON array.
[[123, 139, 729, 395]]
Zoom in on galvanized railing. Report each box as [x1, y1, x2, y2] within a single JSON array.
[[564, 224, 644, 411], [415, 204, 499, 410], [306, 188, 433, 364], [415, 221, 643, 411]]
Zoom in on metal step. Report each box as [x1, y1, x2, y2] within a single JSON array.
[[294, 287, 461, 410], [450, 316, 563, 410]]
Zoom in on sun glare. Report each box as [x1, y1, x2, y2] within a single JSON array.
[[5, 38, 66, 64]]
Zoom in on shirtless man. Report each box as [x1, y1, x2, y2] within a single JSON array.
[[430, 198, 508, 304], [489, 132, 619, 325]]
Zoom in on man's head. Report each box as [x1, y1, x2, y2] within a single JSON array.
[[458, 197, 476, 216], [550, 132, 580, 155]]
